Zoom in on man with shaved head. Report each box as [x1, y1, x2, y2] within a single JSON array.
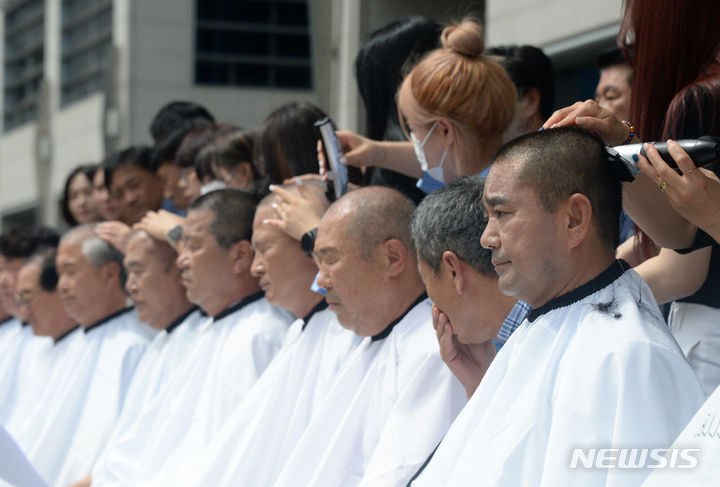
[[92, 189, 291, 486], [248, 186, 465, 487], [152, 188, 360, 486], [10, 223, 153, 487], [412, 127, 706, 486], [69, 230, 205, 487]]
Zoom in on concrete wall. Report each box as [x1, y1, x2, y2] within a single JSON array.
[[51, 94, 106, 191], [0, 125, 37, 210], [485, 0, 622, 47], [127, 0, 317, 145], [0, 7, 5, 133]]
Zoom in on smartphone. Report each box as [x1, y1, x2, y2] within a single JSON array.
[[315, 117, 348, 200]]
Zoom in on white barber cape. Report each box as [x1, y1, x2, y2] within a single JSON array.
[[13, 307, 153, 487], [412, 262, 706, 487], [92, 293, 291, 486], [105, 307, 206, 431], [91, 306, 206, 479], [642, 384, 720, 486], [0, 318, 24, 423], [270, 295, 466, 487], [0, 320, 51, 424], [0, 316, 20, 349], [5, 326, 84, 435], [157, 301, 361, 487]]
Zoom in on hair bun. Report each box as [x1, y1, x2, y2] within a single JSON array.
[[441, 19, 485, 57]]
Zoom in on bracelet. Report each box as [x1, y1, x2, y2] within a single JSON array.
[[621, 120, 636, 144]]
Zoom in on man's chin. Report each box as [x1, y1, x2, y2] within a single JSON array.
[[333, 310, 357, 332], [497, 274, 518, 295]]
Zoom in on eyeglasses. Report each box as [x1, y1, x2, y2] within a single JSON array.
[[14, 291, 37, 308]]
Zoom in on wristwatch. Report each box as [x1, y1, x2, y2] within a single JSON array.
[[167, 224, 183, 250], [301, 228, 318, 258]]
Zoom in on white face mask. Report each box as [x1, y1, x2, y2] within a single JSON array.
[[410, 121, 449, 183]]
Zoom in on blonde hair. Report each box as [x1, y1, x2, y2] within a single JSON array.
[[400, 19, 516, 174]]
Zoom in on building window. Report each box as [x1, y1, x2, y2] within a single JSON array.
[[3, 0, 45, 132], [60, 0, 113, 106], [195, 0, 312, 89]]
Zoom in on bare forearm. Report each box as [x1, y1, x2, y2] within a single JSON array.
[[634, 247, 711, 304], [622, 175, 698, 249]]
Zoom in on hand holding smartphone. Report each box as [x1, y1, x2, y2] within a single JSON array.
[[315, 117, 349, 200]]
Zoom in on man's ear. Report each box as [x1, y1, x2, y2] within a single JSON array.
[[230, 240, 254, 274], [563, 193, 593, 250], [384, 239, 408, 278], [441, 250, 466, 296], [101, 261, 122, 288]]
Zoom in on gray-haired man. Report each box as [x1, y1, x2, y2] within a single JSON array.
[[410, 177, 518, 398], [14, 224, 153, 487]]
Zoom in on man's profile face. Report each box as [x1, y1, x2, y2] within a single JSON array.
[[176, 208, 233, 311], [417, 255, 501, 345], [56, 240, 108, 324], [0, 255, 25, 317], [595, 65, 632, 123], [110, 164, 163, 225], [125, 233, 181, 327], [417, 257, 459, 332], [480, 160, 564, 308], [250, 205, 316, 311], [16, 263, 56, 337], [314, 210, 385, 335]]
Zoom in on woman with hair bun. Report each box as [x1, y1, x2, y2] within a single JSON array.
[[335, 18, 516, 192]]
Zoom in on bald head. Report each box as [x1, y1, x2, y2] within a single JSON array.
[[326, 186, 416, 259], [314, 186, 424, 336], [126, 230, 176, 272], [124, 229, 191, 328]]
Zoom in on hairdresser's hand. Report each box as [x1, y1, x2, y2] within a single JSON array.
[[264, 182, 330, 241], [96, 221, 132, 254], [433, 304, 495, 399], [543, 99, 630, 146], [638, 140, 720, 243], [134, 210, 185, 244], [317, 130, 386, 174]]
